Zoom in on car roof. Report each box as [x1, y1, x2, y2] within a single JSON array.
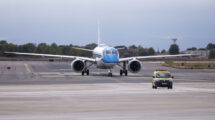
[[154, 69, 170, 74]]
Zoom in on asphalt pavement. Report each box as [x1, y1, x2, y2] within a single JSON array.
[[0, 61, 215, 120]]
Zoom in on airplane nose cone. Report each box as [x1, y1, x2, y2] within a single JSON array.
[[102, 54, 119, 63]]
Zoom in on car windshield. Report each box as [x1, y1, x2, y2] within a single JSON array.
[[156, 73, 171, 78]]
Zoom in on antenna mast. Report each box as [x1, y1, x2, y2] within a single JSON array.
[[171, 38, 178, 44]]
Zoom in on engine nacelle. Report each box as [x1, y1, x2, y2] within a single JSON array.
[[128, 59, 142, 73], [71, 59, 85, 72]]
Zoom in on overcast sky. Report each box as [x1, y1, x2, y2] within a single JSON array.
[[0, 0, 215, 50]]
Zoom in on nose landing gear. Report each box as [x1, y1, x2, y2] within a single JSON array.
[[108, 69, 112, 77]]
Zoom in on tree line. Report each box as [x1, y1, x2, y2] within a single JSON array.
[[0, 40, 214, 59], [0, 40, 156, 58]]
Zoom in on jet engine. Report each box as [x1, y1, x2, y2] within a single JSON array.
[[128, 59, 142, 73], [71, 59, 85, 72]]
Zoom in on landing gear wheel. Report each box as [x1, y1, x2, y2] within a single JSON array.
[[120, 70, 123, 76], [108, 73, 112, 77], [124, 70, 128, 76], [120, 69, 128, 76], [81, 69, 89, 76], [81, 71, 84, 76], [86, 69, 89, 76], [108, 69, 113, 77], [120, 61, 128, 76]]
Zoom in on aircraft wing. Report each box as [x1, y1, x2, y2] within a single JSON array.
[[5, 52, 96, 62], [119, 54, 193, 62], [71, 47, 93, 52]]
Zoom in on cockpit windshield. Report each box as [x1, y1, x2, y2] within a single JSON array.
[[105, 51, 111, 54], [104, 49, 118, 55], [112, 51, 117, 54]]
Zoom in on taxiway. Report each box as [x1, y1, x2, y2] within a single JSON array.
[[0, 61, 215, 120]]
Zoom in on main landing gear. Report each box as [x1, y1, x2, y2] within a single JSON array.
[[120, 61, 128, 76], [82, 69, 89, 76], [81, 61, 93, 76], [120, 69, 127, 76]]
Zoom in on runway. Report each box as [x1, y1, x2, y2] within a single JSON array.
[[0, 61, 215, 120]]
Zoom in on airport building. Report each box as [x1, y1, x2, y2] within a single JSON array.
[[184, 50, 209, 57]]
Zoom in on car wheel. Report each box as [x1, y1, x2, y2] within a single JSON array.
[[168, 85, 173, 89], [170, 85, 173, 89]]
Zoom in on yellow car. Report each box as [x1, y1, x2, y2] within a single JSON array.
[[152, 69, 173, 89]]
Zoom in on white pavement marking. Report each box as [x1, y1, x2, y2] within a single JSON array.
[[41, 75, 65, 78], [24, 63, 39, 80], [39, 72, 82, 77], [24, 63, 31, 73], [1, 83, 215, 97]]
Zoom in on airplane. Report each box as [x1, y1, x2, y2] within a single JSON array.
[[5, 22, 192, 77]]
